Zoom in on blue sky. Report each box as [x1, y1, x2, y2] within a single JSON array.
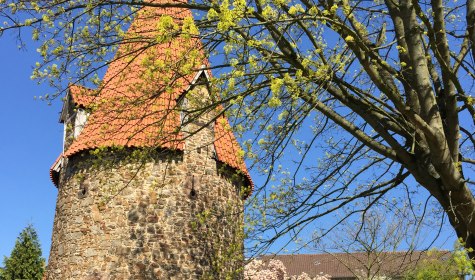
[[0, 36, 61, 260]]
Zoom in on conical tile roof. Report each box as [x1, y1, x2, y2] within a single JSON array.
[[50, 1, 253, 191]]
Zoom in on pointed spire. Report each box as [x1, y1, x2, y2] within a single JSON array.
[[53, 2, 253, 191], [64, 1, 206, 155]]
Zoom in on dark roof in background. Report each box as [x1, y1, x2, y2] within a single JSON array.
[[261, 251, 451, 278]]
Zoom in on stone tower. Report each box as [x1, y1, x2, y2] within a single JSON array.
[[46, 2, 252, 279]]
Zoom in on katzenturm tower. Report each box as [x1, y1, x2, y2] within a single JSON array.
[[47, 1, 252, 279]]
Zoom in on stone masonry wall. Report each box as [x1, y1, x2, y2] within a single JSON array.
[[46, 85, 246, 279]]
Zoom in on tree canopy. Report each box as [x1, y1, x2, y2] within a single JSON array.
[[0, 225, 45, 280], [0, 0, 474, 257]]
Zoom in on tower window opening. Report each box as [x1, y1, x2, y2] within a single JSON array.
[[78, 184, 88, 198], [190, 175, 197, 199], [190, 188, 197, 198]]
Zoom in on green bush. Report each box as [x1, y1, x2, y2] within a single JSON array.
[[404, 239, 475, 280]]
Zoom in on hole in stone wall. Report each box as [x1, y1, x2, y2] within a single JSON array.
[[190, 175, 198, 199], [78, 184, 88, 199], [197, 147, 202, 154], [190, 188, 197, 198]]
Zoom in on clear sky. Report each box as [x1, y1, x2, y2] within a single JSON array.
[[0, 35, 61, 260]]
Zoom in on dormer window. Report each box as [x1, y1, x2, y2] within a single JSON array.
[[177, 66, 211, 128], [74, 108, 89, 138], [59, 91, 90, 152]]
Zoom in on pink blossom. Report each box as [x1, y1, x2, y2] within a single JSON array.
[[244, 259, 331, 280]]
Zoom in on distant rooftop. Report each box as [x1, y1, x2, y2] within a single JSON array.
[[261, 251, 451, 279]]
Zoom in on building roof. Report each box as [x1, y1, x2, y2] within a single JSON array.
[[50, 0, 252, 191], [261, 251, 451, 279], [68, 84, 96, 108]]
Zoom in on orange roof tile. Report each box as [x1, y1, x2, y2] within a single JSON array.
[[49, 154, 62, 187], [51, 0, 253, 191], [215, 116, 253, 189], [63, 2, 197, 155], [68, 84, 96, 107]]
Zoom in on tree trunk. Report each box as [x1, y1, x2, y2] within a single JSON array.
[[428, 182, 475, 259]]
